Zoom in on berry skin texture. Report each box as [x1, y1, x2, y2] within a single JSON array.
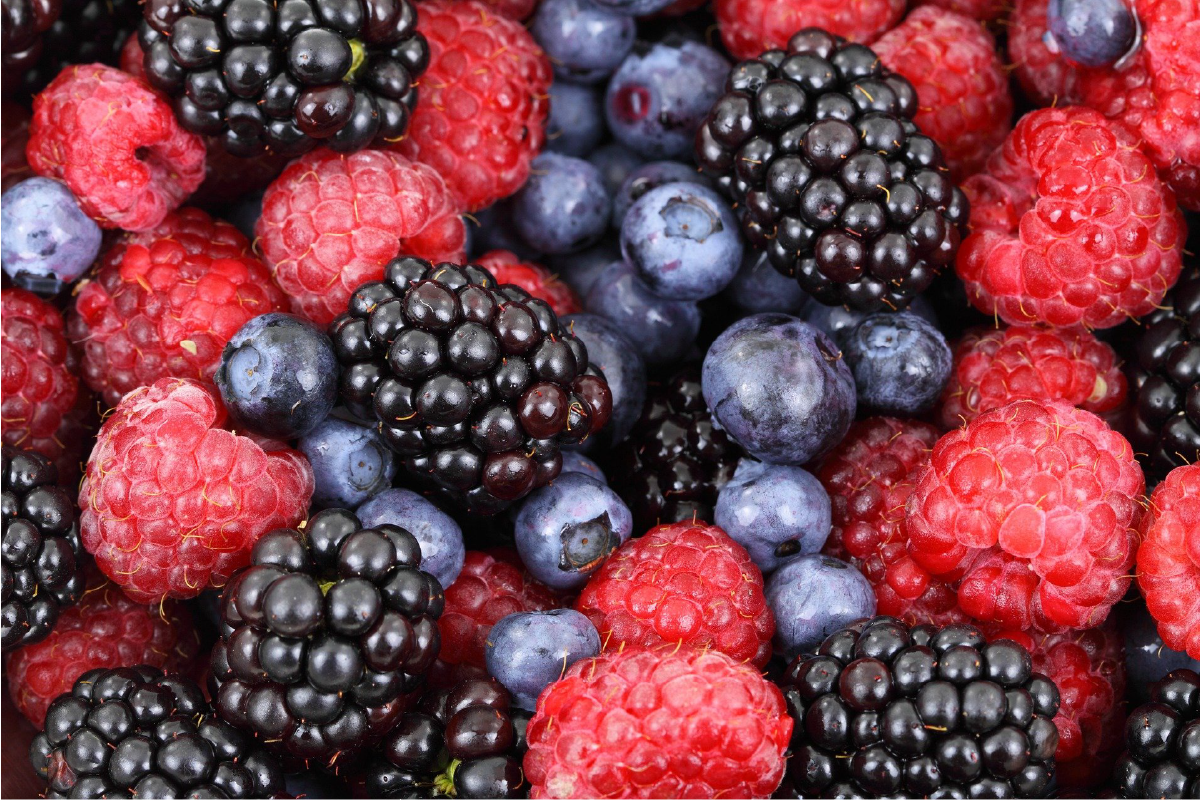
[[69, 207, 289, 408], [956, 106, 1186, 329], [939, 325, 1128, 430], [523, 647, 793, 799], [256, 148, 466, 326], [913, 0, 1008, 22], [575, 521, 776, 668], [715, 0, 905, 60], [1137, 462, 1200, 659], [393, 0, 553, 212], [25, 64, 205, 231], [872, 6, 1012, 181], [906, 399, 1145, 633], [79, 377, 313, 603], [477, 249, 581, 316]]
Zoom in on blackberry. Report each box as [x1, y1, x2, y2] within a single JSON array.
[[1111, 669, 1200, 799], [210, 508, 445, 766], [606, 367, 743, 532], [1, 445, 84, 652], [29, 665, 284, 798], [777, 616, 1061, 798], [695, 28, 969, 313], [2, 0, 139, 97], [330, 257, 613, 515], [138, 0, 428, 157]]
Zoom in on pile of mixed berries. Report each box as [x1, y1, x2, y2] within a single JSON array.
[[0, 0, 1199, 796]]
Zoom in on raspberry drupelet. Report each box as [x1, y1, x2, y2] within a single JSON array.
[[1137, 462, 1200, 660]]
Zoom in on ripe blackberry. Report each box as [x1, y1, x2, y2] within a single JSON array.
[[777, 616, 1061, 798], [2, 0, 139, 97], [330, 257, 613, 515], [606, 366, 743, 533], [210, 508, 445, 766], [138, 0, 428, 157], [1111, 669, 1200, 799], [29, 665, 284, 798], [695, 27, 968, 312], [1, 445, 84, 652]]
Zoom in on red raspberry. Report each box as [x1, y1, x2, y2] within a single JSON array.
[[68, 207, 289, 408], [393, 0, 552, 212], [939, 325, 1127, 430], [956, 106, 1186, 330], [5, 569, 200, 728], [2, 100, 32, 191], [476, 249, 581, 316], [523, 647, 792, 799], [25, 64, 205, 232], [476, 0, 537, 19], [575, 521, 775, 668], [912, 0, 1008, 22], [255, 147, 466, 325], [872, 7, 1011, 181], [118, 32, 146, 82], [1137, 462, 1200, 659], [79, 378, 314, 603], [906, 399, 1144, 632], [714, 0, 905, 61]]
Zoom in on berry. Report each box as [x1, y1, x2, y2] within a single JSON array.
[[1, 177, 102, 293], [26, 64, 205, 231], [559, 313, 646, 448], [298, 416, 397, 509], [544, 81, 606, 158], [255, 147, 467, 326], [477, 250, 580, 318], [511, 152, 611, 256], [842, 311, 952, 416], [485, 609, 600, 711], [914, 0, 1008, 21], [1137, 463, 1200, 660], [1122, 602, 1201, 699], [715, 0, 905, 61], [531, 0, 635, 84], [724, 251, 809, 315], [590, 0, 677, 13], [80, 377, 314, 603], [583, 261, 701, 366], [611, 159, 711, 230], [766, 554, 877, 656], [1, 101, 33, 192], [358, 487, 465, 589], [561, 451, 606, 482], [1048, 0, 1138, 67], [588, 142, 645, 196], [801, 292, 939, 350], [1111, 668, 1200, 798], [550, 240, 620, 300]]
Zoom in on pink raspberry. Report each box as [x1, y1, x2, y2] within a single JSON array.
[[715, 0, 905, 60], [912, 0, 1008, 22], [476, 249, 581, 316], [1137, 462, 1200, 659]]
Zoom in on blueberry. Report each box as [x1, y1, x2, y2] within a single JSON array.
[[612, 160, 712, 229], [724, 252, 808, 315], [1, 177, 101, 294], [1122, 603, 1201, 703], [484, 609, 601, 710], [356, 488, 465, 589], [214, 312, 339, 439], [589, 0, 677, 15], [766, 554, 876, 657], [545, 82, 607, 158], [514, 472, 632, 591], [588, 142, 646, 195], [584, 261, 701, 366], [842, 312, 952, 416], [800, 294, 939, 351], [702, 314, 856, 465], [561, 313, 647, 448], [532, 0, 635, 84], [560, 451, 606, 482], [511, 152, 611, 255], [605, 40, 728, 159], [298, 417, 396, 509], [547, 240, 621, 298], [1047, 0, 1137, 68], [470, 201, 545, 262]]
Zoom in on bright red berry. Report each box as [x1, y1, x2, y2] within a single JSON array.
[[1137, 462, 1200, 659], [912, 0, 1008, 22], [475, 0, 537, 19], [714, 0, 905, 61], [477, 249, 581, 316]]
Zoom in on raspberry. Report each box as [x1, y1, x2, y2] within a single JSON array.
[[872, 6, 1011, 181], [913, 0, 1008, 22], [939, 325, 1128, 430], [1137, 462, 1200, 659], [714, 0, 905, 61], [68, 207, 290, 407], [79, 377, 313, 603], [818, 417, 969, 627], [25, 64, 205, 231], [392, 0, 553, 212], [906, 399, 1145, 632], [477, 249, 581, 316], [476, 0, 537, 19], [5, 569, 200, 728], [575, 521, 775, 668], [956, 106, 1186, 330], [256, 147, 467, 326], [523, 647, 793, 799]]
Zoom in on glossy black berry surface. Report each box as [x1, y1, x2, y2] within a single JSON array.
[[1112, 669, 1200, 799]]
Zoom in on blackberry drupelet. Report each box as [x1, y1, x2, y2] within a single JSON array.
[[695, 28, 969, 312], [138, 0, 428, 157], [777, 616, 1061, 798], [2, 0, 139, 97], [1112, 669, 1200, 799], [29, 665, 284, 798], [1, 445, 84, 652], [330, 257, 613, 515], [210, 508, 445, 766]]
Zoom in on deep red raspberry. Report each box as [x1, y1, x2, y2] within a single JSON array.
[[714, 0, 905, 61], [476, 249, 581, 316], [2, 101, 32, 191], [575, 521, 775, 668], [118, 32, 146, 82], [956, 106, 1185, 330], [939, 325, 1127, 430], [1137, 462, 1200, 659], [872, 6, 1011, 181], [25, 64, 205, 231], [68, 207, 289, 407], [79, 378, 313, 603], [256, 147, 466, 325], [393, 0, 552, 212], [523, 648, 792, 799], [476, 0, 537, 19], [190, 136, 288, 208], [906, 399, 1144, 632], [913, 0, 1008, 22]]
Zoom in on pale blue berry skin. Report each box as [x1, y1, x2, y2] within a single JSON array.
[[485, 609, 601, 710], [590, 0, 676, 15], [512, 153, 611, 255], [611, 160, 710, 229], [702, 314, 856, 465], [561, 451, 606, 482], [766, 554, 876, 657], [714, 459, 831, 574], [843, 312, 952, 416], [585, 261, 701, 366], [299, 417, 396, 509], [548, 241, 620, 298], [357, 488, 465, 589], [546, 82, 607, 159], [1047, 0, 1137, 68], [1121, 604, 1200, 702], [799, 294, 938, 351], [588, 142, 646, 195], [532, 0, 636, 84], [562, 313, 647, 448], [724, 252, 808, 316], [514, 472, 632, 591], [1, 177, 101, 294], [471, 201, 545, 262]]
